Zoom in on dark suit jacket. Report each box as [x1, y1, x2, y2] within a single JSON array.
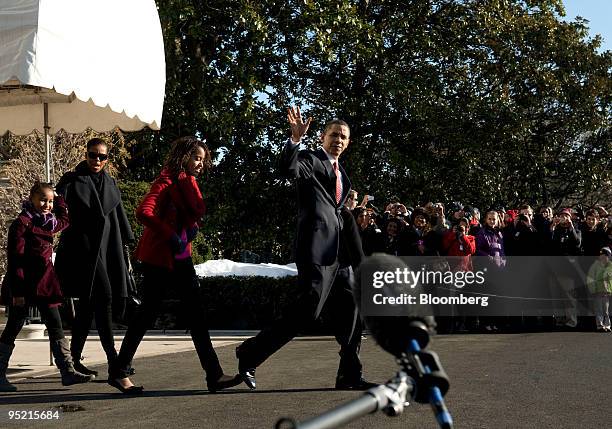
[[279, 141, 363, 318], [279, 141, 352, 266]]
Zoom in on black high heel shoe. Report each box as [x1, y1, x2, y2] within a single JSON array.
[[107, 378, 144, 395]]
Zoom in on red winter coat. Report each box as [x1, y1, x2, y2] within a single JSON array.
[[134, 169, 205, 269], [1, 197, 69, 306], [442, 230, 476, 272]]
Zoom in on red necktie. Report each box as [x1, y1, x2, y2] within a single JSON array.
[[333, 162, 341, 204]]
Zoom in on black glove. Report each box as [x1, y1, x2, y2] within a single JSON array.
[[186, 225, 199, 243], [170, 234, 187, 254]]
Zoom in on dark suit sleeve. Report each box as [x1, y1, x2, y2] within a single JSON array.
[[278, 140, 313, 180], [340, 207, 365, 270]]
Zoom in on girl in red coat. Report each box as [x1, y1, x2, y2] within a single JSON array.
[[108, 136, 240, 394], [0, 182, 93, 391], [442, 217, 476, 271]]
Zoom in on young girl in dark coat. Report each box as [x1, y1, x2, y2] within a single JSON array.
[[109, 136, 240, 394], [0, 182, 93, 391]]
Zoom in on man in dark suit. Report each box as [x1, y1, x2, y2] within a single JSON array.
[[236, 107, 372, 390]]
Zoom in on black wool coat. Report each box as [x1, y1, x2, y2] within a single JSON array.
[[54, 161, 134, 308]]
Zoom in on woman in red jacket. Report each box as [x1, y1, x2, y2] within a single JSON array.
[[108, 137, 240, 394]]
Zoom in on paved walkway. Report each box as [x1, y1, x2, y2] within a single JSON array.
[[1, 332, 612, 428], [6, 335, 240, 380]]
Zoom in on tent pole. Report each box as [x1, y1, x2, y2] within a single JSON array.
[[43, 102, 51, 182]]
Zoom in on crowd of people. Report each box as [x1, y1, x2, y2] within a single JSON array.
[[346, 195, 611, 258], [346, 192, 612, 333]]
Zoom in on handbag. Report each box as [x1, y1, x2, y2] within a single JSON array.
[[123, 245, 142, 307]]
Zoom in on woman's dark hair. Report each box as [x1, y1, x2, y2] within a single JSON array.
[[410, 207, 430, 224], [86, 137, 108, 150], [164, 136, 212, 174], [386, 217, 403, 231], [29, 181, 54, 199], [352, 207, 368, 220]]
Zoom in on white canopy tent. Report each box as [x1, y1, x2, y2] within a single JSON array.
[[0, 0, 165, 181]]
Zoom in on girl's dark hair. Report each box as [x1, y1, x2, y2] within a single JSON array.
[[86, 137, 108, 150], [29, 181, 54, 199], [164, 136, 212, 174]]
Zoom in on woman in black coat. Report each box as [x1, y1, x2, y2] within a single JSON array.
[[55, 137, 134, 378]]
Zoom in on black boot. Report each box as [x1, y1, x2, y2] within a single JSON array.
[[50, 338, 94, 386], [0, 342, 17, 392], [72, 357, 99, 377]]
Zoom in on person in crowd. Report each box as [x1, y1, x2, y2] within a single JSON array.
[[427, 202, 451, 233], [533, 206, 553, 255], [518, 204, 534, 223], [586, 247, 612, 332], [495, 206, 506, 225], [447, 202, 464, 226], [549, 208, 582, 329], [382, 201, 409, 226], [594, 206, 609, 230], [404, 207, 441, 256], [442, 217, 476, 271], [571, 207, 584, 225], [109, 136, 241, 394], [475, 211, 506, 267], [356, 194, 373, 209], [344, 189, 358, 210], [463, 205, 482, 236], [512, 212, 541, 256], [441, 217, 476, 331], [235, 108, 374, 391], [0, 182, 93, 391], [55, 138, 134, 379], [501, 209, 518, 255], [383, 218, 405, 256], [474, 210, 507, 332], [581, 209, 607, 256], [353, 207, 383, 256]]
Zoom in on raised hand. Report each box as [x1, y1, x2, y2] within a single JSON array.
[[287, 106, 312, 143]]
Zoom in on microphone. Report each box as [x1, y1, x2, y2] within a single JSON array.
[[353, 253, 437, 358]]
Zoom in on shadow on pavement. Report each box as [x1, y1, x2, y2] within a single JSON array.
[[1, 386, 340, 405]]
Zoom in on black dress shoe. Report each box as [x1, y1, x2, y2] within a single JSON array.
[[236, 346, 256, 390], [207, 374, 243, 393], [107, 378, 144, 395], [239, 368, 257, 390], [335, 377, 378, 391]]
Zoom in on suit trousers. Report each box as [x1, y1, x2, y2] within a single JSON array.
[[111, 258, 223, 382], [238, 263, 363, 380]]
